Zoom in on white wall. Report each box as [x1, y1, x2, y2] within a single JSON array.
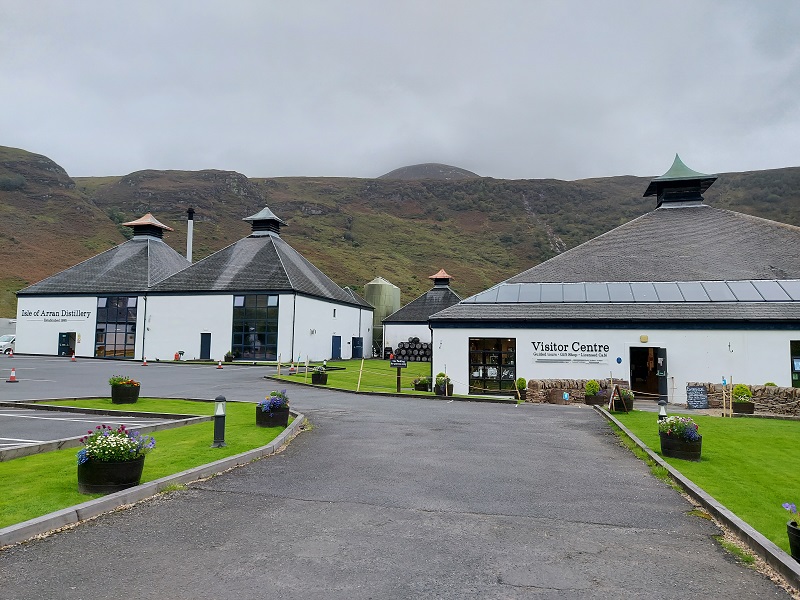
[[384, 323, 431, 350], [432, 325, 799, 400], [15, 296, 97, 356], [143, 294, 233, 361], [288, 295, 372, 362]]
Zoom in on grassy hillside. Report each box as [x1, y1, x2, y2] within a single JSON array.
[[2, 144, 800, 317]]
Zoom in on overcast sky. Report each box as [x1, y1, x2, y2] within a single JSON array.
[[2, 1, 799, 180]]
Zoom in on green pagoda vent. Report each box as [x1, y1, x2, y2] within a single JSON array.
[[643, 154, 717, 208]]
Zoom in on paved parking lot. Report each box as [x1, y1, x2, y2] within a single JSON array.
[[0, 406, 176, 451]]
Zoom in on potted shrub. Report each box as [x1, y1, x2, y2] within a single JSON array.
[[311, 365, 328, 385], [612, 387, 635, 412], [731, 383, 754, 414], [516, 377, 527, 401], [782, 502, 800, 563], [434, 372, 453, 396], [256, 390, 290, 428], [109, 375, 140, 404], [658, 415, 702, 461], [77, 424, 155, 494], [413, 376, 431, 392], [584, 379, 605, 406], [224, 351, 234, 363]]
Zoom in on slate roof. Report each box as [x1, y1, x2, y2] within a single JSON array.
[[429, 300, 800, 324], [505, 204, 800, 284], [384, 286, 462, 323], [17, 237, 190, 296], [150, 232, 372, 308]]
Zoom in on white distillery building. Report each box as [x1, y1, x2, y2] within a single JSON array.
[[383, 269, 461, 357], [429, 156, 800, 401], [15, 208, 373, 362]]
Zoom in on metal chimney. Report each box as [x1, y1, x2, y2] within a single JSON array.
[[186, 207, 194, 263]]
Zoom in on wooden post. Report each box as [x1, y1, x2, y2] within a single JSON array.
[[396, 367, 402, 393], [357, 358, 364, 392], [304, 356, 309, 384], [277, 354, 281, 376]]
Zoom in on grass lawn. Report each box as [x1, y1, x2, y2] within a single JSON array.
[[0, 398, 291, 529], [275, 359, 436, 394], [613, 410, 799, 554]]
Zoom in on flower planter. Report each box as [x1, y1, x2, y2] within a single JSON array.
[[611, 396, 634, 412], [434, 383, 454, 396], [111, 384, 140, 404], [516, 389, 527, 401], [255, 405, 290, 428], [311, 372, 328, 385], [78, 456, 145, 494], [732, 401, 755, 414], [584, 393, 606, 406], [788, 521, 800, 563], [414, 383, 431, 392], [659, 432, 702, 461]]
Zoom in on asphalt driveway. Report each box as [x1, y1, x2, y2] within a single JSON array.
[[0, 359, 791, 599]]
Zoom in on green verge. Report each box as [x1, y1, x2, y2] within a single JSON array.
[[612, 410, 798, 554], [0, 398, 290, 529], [275, 359, 435, 394]]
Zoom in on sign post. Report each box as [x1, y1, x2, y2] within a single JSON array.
[[389, 358, 407, 392]]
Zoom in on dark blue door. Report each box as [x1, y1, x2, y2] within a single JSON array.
[[352, 337, 363, 359], [200, 333, 212, 361], [331, 335, 342, 360]]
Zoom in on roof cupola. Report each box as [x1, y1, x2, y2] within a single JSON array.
[[122, 213, 174, 239], [643, 154, 717, 208], [429, 268, 453, 287], [243, 207, 287, 236]]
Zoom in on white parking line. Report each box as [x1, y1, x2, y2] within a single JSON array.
[[0, 413, 169, 427], [0, 437, 43, 443]]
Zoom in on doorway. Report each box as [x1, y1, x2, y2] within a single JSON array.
[[629, 346, 660, 399], [200, 333, 211, 361], [331, 336, 342, 360], [58, 332, 76, 357]]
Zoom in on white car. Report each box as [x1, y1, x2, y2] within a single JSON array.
[[0, 334, 15, 354]]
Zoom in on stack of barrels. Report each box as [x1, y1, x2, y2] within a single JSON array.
[[392, 337, 432, 362]]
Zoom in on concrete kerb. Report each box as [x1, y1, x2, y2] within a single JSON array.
[[595, 406, 800, 590], [264, 375, 519, 404], [0, 409, 306, 548]]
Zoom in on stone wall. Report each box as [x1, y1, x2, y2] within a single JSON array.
[[526, 378, 629, 404], [688, 382, 800, 417]]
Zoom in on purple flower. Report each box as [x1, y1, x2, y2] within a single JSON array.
[[783, 502, 797, 515]]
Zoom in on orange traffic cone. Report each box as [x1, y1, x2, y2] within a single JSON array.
[[6, 367, 19, 383], [141, 356, 148, 366], [8, 349, 13, 358], [71, 352, 76, 362], [217, 360, 223, 369], [289, 363, 296, 375]]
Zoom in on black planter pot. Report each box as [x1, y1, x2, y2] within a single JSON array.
[[78, 456, 145, 494], [732, 401, 755, 414], [659, 432, 702, 461], [516, 389, 527, 401], [435, 383, 454, 396], [311, 372, 328, 385], [255, 406, 290, 428], [788, 521, 800, 563], [584, 393, 606, 406], [111, 385, 140, 404], [414, 383, 431, 392]]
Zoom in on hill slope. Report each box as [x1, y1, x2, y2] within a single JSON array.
[[3, 145, 800, 317]]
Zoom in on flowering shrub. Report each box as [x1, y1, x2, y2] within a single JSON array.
[[313, 365, 326, 373], [619, 388, 634, 403], [109, 375, 140, 387], [784, 502, 798, 526], [732, 383, 752, 403], [658, 415, 701, 442], [258, 390, 289, 415], [77, 424, 155, 464]]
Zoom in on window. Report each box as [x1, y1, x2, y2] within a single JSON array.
[[231, 294, 279, 360], [95, 296, 137, 358], [468, 338, 516, 394]]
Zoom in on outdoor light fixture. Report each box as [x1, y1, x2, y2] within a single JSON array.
[[212, 395, 227, 448], [658, 399, 668, 421]]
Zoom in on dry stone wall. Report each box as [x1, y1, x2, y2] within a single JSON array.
[[687, 382, 800, 417]]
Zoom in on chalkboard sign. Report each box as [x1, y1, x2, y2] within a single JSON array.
[[686, 385, 708, 409]]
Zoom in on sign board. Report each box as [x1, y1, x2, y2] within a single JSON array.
[[686, 385, 708, 410], [389, 359, 407, 368]]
